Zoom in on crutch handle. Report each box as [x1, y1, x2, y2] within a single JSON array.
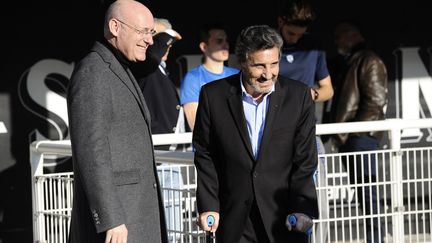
[[206, 215, 216, 243], [207, 215, 215, 227], [287, 214, 312, 235]]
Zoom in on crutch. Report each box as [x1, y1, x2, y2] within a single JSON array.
[[206, 215, 216, 243], [287, 214, 313, 243]]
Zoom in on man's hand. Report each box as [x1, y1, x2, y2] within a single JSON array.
[[105, 224, 128, 243], [286, 213, 313, 234], [197, 211, 220, 233]]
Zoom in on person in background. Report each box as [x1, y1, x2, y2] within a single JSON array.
[[277, 0, 333, 241], [180, 22, 239, 131], [277, 0, 333, 106], [131, 19, 186, 240], [131, 17, 184, 150], [194, 25, 317, 243], [326, 20, 388, 243], [67, 0, 168, 242]]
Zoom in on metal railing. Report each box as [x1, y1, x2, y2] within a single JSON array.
[[30, 118, 432, 243]]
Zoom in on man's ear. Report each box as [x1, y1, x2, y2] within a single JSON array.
[[199, 42, 207, 53], [109, 18, 121, 37]]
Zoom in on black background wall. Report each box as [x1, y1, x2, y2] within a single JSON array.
[[1, 0, 431, 242]]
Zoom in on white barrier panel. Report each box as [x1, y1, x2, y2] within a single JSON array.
[[30, 119, 432, 243]]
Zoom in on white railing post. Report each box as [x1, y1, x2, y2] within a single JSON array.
[[30, 141, 46, 243], [387, 119, 405, 243]]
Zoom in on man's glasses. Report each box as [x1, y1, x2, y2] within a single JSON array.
[[116, 19, 156, 36]]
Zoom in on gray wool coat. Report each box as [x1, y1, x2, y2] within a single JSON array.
[[67, 41, 168, 243]]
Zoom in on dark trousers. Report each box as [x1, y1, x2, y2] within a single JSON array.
[[340, 136, 383, 243], [239, 200, 270, 243]]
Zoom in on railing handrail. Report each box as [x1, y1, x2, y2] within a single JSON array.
[[30, 118, 432, 155], [315, 118, 432, 134]]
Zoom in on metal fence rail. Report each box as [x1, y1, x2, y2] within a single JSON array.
[[32, 157, 208, 243], [33, 173, 73, 243], [314, 147, 432, 243], [30, 119, 432, 243], [32, 147, 432, 243]]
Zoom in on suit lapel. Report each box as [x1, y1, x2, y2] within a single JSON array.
[[111, 61, 151, 124], [257, 81, 284, 162], [125, 68, 151, 123], [92, 42, 151, 124], [227, 82, 254, 160]]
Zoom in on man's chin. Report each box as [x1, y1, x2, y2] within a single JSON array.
[[258, 82, 274, 93], [136, 54, 147, 62]]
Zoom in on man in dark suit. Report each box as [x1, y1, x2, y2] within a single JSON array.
[[131, 18, 184, 150], [67, 0, 167, 242], [194, 25, 318, 243]]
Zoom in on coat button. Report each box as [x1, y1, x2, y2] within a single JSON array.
[[176, 105, 181, 110], [153, 183, 157, 188], [253, 171, 258, 178]]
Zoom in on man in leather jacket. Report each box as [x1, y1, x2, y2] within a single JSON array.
[[325, 21, 387, 243]]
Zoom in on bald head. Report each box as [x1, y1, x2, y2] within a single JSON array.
[[104, 0, 154, 38], [104, 0, 155, 62]]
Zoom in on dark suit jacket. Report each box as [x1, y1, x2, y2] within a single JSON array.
[[131, 32, 181, 136], [193, 73, 318, 243], [139, 67, 180, 135], [67, 41, 167, 243]]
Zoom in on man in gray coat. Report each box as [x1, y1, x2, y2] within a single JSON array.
[[67, 0, 167, 242]]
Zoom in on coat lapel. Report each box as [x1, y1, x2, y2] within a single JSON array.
[[92, 42, 151, 124], [111, 60, 151, 125], [227, 82, 254, 160], [125, 68, 151, 124], [257, 81, 283, 162]]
